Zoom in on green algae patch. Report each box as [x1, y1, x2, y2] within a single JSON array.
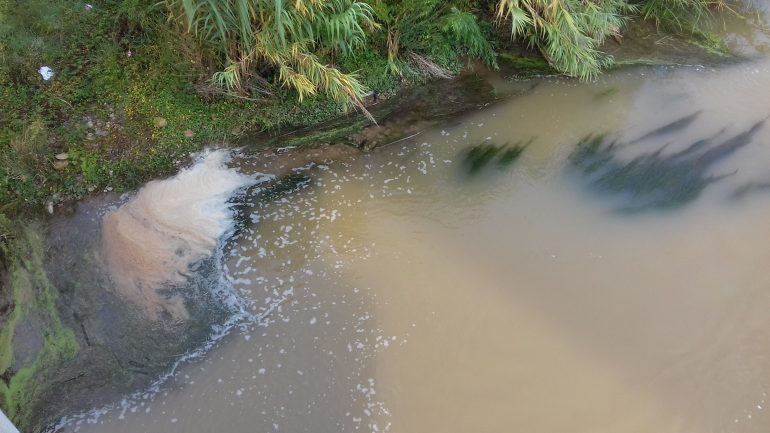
[[498, 53, 558, 78], [0, 224, 79, 429]]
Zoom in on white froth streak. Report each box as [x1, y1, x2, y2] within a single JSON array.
[[102, 148, 259, 319], [51, 259, 290, 431], [136, 149, 252, 245]]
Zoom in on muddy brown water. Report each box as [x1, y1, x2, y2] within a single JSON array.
[[54, 7, 770, 433]]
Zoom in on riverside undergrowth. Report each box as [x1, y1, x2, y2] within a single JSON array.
[[0, 0, 738, 219]]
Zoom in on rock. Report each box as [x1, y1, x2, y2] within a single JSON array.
[[154, 117, 168, 128], [55, 153, 69, 160], [184, 129, 194, 138], [52, 160, 69, 170]]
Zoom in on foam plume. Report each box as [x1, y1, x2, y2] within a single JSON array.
[[102, 149, 254, 319]]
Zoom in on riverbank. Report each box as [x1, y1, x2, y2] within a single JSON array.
[[0, 1, 736, 218]]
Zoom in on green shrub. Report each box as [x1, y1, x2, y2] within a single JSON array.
[[641, 0, 727, 32], [495, 0, 637, 80], [369, 0, 497, 76], [164, 0, 377, 118]]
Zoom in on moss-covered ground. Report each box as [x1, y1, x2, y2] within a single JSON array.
[[0, 222, 79, 430]]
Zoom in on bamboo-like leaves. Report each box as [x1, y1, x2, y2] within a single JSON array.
[[496, 0, 636, 80], [165, 0, 375, 116], [441, 8, 497, 68], [641, 0, 725, 31]]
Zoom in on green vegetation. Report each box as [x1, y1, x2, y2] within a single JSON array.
[[495, 0, 637, 80], [0, 0, 732, 216], [498, 52, 556, 76], [369, 0, 497, 76], [641, 0, 727, 32], [0, 222, 79, 430], [462, 140, 531, 175], [167, 0, 377, 118]]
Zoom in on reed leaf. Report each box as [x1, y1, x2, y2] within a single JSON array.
[[164, 0, 375, 115]]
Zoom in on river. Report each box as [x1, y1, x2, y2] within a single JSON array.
[[54, 5, 770, 433]]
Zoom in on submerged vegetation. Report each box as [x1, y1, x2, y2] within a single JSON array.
[[569, 117, 764, 212], [462, 140, 531, 175]]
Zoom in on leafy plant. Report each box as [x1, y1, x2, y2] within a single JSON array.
[[495, 0, 637, 80], [640, 0, 727, 32], [165, 0, 378, 119], [441, 8, 497, 68], [369, 0, 497, 77]]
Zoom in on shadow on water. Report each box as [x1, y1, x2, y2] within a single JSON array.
[[627, 111, 702, 145], [731, 181, 770, 200], [461, 139, 532, 176], [569, 117, 765, 212]]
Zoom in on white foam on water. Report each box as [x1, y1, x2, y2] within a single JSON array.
[[102, 149, 257, 319]]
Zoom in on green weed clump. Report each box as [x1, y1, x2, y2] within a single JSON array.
[[462, 140, 530, 175], [369, 0, 497, 76], [495, 0, 637, 80], [494, 0, 731, 79], [165, 0, 378, 119], [641, 0, 728, 32]]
